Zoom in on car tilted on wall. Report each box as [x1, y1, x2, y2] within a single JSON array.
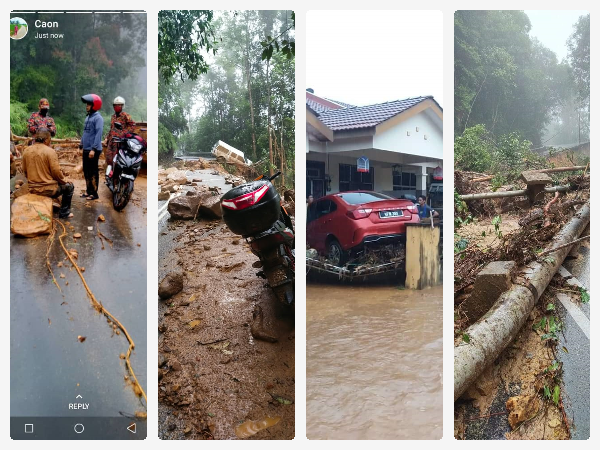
[[307, 191, 420, 265]]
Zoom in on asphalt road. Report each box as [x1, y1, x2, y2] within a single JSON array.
[[556, 243, 590, 440], [10, 185, 147, 439]]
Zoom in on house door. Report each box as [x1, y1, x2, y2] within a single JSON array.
[[307, 160, 326, 199]]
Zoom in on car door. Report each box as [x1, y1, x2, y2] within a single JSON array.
[[309, 199, 333, 253]]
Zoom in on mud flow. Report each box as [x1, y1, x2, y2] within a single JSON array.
[[158, 163, 294, 440], [307, 284, 442, 439]]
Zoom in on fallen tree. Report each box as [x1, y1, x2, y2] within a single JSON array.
[[454, 203, 590, 401]]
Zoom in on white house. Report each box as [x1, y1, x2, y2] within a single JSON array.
[[306, 90, 443, 200]]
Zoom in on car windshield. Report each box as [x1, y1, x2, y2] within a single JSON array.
[[337, 192, 394, 205]]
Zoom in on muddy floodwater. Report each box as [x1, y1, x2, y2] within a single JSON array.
[[307, 284, 442, 440]]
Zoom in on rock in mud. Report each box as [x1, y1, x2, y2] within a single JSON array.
[[506, 395, 539, 429], [250, 305, 278, 343], [159, 271, 184, 299], [198, 194, 223, 219], [159, 353, 169, 368], [168, 196, 201, 220]]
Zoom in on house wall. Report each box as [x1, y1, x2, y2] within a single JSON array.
[[374, 111, 442, 160], [307, 153, 435, 197]]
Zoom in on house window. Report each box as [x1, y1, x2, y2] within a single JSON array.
[[339, 164, 374, 192], [393, 170, 416, 190]]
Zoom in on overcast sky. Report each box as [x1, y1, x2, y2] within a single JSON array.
[[306, 10, 443, 107], [524, 10, 588, 61]]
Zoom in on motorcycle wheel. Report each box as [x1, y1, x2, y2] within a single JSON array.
[[113, 179, 133, 211], [262, 250, 294, 308]]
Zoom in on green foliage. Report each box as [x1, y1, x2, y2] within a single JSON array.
[[260, 11, 295, 61], [541, 315, 561, 341], [567, 14, 590, 103], [533, 316, 547, 331], [454, 124, 492, 173], [10, 101, 30, 137], [492, 215, 502, 239], [10, 12, 146, 139], [580, 287, 590, 304], [455, 124, 545, 181], [158, 10, 216, 81], [454, 189, 472, 228], [454, 235, 469, 254], [543, 385, 551, 400], [455, 11, 587, 146], [552, 385, 560, 406], [158, 11, 295, 185], [462, 333, 470, 344], [158, 122, 177, 156]]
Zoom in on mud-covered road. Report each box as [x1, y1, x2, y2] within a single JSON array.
[[307, 284, 443, 440], [10, 175, 147, 439], [158, 163, 295, 440]]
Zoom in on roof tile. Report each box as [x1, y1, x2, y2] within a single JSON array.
[[319, 96, 433, 131]]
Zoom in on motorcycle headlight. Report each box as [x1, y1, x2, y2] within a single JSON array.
[[127, 139, 143, 153]]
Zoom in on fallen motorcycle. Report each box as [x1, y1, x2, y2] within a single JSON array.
[[221, 171, 295, 306]]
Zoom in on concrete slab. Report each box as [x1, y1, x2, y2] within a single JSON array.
[[460, 261, 516, 324], [520, 171, 552, 185]]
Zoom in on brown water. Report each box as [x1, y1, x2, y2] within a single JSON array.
[[307, 284, 442, 440]]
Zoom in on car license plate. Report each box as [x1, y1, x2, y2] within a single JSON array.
[[379, 210, 402, 218]]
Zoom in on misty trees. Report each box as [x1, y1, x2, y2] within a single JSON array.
[[454, 11, 589, 147], [567, 14, 590, 105], [10, 13, 147, 138], [158, 10, 295, 186]]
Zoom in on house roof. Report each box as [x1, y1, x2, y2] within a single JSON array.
[[307, 90, 442, 131], [319, 96, 439, 131], [306, 91, 347, 114]]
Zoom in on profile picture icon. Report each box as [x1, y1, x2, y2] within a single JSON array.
[[10, 17, 28, 40]]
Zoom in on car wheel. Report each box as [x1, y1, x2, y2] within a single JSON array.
[[327, 239, 346, 266]]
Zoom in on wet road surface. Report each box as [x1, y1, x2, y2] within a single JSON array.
[[556, 242, 590, 440], [307, 284, 442, 439], [11, 180, 147, 437]]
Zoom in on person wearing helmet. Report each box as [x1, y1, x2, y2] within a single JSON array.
[[80, 94, 104, 200], [105, 96, 135, 186], [28, 98, 57, 139]]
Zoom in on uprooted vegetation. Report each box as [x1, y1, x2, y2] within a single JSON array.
[[453, 167, 589, 440]]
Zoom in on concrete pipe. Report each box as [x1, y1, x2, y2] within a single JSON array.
[[459, 190, 528, 201], [454, 203, 590, 401]]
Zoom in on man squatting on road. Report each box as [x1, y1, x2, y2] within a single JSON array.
[[21, 128, 74, 219]]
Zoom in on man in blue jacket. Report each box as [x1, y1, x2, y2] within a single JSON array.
[[80, 94, 104, 200]]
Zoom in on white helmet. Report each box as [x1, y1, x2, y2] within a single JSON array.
[[113, 96, 125, 105]]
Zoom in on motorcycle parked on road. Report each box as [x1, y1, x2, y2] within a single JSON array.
[[106, 123, 147, 211], [221, 171, 295, 306]]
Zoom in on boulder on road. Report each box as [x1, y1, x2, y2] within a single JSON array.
[[11, 194, 53, 237], [158, 191, 170, 201], [167, 195, 201, 220], [198, 194, 223, 219]]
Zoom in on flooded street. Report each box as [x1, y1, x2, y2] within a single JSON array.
[[307, 284, 442, 440], [10, 177, 147, 438]]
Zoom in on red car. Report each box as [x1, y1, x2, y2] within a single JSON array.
[[307, 191, 419, 265]]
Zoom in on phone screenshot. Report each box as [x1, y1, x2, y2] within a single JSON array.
[[10, 10, 147, 439]]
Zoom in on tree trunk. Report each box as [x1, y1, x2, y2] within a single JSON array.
[[244, 20, 257, 162], [267, 60, 273, 176]]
